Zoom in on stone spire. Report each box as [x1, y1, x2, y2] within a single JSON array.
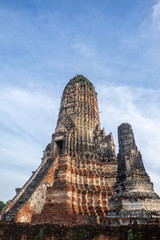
[[107, 123, 160, 225], [43, 75, 116, 162], [118, 123, 145, 178]]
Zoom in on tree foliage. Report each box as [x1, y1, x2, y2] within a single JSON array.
[[0, 200, 11, 213], [0, 201, 5, 212]]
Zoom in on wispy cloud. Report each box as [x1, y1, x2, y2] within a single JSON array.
[[152, 0, 160, 28], [0, 84, 60, 201], [0, 85, 59, 138]]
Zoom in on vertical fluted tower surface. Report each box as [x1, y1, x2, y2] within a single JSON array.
[[46, 75, 116, 162], [118, 123, 145, 177], [59, 75, 100, 132], [118, 123, 136, 152], [55, 75, 99, 157]]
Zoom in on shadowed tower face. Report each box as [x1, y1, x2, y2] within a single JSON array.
[[118, 123, 145, 178]]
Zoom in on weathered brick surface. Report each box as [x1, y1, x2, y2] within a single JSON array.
[[31, 154, 117, 224]]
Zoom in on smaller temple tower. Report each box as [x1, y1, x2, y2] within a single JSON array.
[[107, 123, 160, 225]]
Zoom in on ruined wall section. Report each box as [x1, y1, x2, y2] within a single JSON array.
[[2, 156, 59, 222], [32, 154, 117, 224], [15, 158, 58, 223]]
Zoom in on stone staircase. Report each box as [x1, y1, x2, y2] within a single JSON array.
[[2, 157, 55, 221]]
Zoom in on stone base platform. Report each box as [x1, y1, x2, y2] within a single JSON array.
[[0, 222, 160, 240]]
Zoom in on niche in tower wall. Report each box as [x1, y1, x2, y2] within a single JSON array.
[[56, 140, 63, 155]]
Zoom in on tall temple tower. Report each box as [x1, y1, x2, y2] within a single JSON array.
[[43, 75, 115, 162], [2, 75, 117, 224]]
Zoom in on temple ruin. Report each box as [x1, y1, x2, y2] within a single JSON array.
[[1, 75, 160, 226]]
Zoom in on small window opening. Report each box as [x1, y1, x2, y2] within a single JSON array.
[[56, 140, 63, 155]]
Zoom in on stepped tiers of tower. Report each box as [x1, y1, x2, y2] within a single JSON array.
[[1, 75, 160, 226], [107, 123, 160, 225]]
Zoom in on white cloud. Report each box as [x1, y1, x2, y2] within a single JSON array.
[[152, 0, 160, 28], [0, 84, 60, 137]]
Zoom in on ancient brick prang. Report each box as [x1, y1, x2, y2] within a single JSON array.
[[107, 123, 160, 225], [2, 75, 117, 224]]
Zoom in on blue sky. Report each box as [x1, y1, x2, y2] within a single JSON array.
[[0, 0, 160, 202]]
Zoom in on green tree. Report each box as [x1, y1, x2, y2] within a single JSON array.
[[0, 201, 5, 212]]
